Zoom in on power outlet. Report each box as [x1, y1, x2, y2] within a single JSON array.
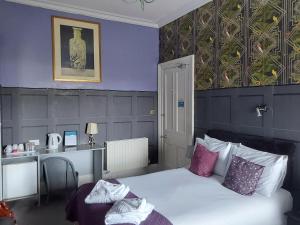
[[150, 109, 156, 115]]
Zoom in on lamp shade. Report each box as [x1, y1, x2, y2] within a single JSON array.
[[86, 123, 98, 135]]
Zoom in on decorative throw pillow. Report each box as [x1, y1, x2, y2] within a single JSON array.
[[230, 144, 287, 197], [189, 144, 219, 177], [191, 137, 232, 177], [223, 155, 265, 196]]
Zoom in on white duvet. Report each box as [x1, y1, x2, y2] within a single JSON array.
[[118, 168, 293, 225]]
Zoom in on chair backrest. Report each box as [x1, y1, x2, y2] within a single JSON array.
[[41, 157, 78, 194]]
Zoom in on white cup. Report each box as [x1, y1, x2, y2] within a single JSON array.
[[12, 144, 18, 152], [25, 143, 31, 151], [4, 145, 12, 154], [18, 144, 24, 152]]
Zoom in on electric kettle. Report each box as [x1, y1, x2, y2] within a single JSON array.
[[47, 133, 62, 150]]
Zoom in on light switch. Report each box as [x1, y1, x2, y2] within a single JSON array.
[[150, 109, 156, 115]]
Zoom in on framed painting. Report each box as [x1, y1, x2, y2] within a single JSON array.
[[52, 16, 101, 83]]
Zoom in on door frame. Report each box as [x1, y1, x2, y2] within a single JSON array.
[[158, 55, 195, 165]]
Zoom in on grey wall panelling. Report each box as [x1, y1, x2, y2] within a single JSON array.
[[195, 85, 300, 209], [1, 88, 158, 163]]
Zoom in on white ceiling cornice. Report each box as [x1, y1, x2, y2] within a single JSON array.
[[6, 0, 212, 28], [156, 0, 211, 27], [6, 0, 159, 28]]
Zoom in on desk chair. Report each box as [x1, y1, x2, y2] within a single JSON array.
[[41, 157, 78, 202]]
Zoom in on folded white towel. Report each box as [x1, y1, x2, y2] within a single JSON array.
[[85, 180, 130, 204], [105, 198, 154, 225]]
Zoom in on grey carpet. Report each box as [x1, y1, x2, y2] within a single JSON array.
[[2, 197, 72, 225]]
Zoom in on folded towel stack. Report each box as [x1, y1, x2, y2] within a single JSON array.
[[85, 180, 130, 204], [105, 198, 154, 225], [84, 180, 154, 225]]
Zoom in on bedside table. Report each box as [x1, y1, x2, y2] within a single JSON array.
[[287, 211, 300, 225]]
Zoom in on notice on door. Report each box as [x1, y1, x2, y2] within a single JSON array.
[[178, 100, 185, 108]]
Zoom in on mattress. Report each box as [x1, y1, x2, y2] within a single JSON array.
[[119, 168, 293, 225]]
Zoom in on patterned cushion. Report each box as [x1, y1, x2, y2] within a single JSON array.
[[223, 155, 265, 196], [189, 144, 219, 177]]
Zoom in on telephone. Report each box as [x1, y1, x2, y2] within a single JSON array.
[[0, 201, 16, 224]]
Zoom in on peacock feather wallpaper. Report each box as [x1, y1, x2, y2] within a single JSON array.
[[159, 0, 300, 90]]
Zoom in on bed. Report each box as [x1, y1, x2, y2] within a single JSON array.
[[66, 130, 296, 225], [120, 168, 293, 225]]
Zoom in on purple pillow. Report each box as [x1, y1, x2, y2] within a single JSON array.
[[223, 155, 265, 196], [189, 144, 219, 177]]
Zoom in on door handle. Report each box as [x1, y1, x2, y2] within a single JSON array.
[[161, 135, 167, 139]]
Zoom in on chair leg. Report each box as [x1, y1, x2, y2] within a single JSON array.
[[46, 193, 50, 204]]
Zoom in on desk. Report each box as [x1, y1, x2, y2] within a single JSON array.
[[1, 144, 105, 204], [38, 144, 105, 182]]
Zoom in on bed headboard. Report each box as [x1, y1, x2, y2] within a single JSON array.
[[207, 129, 296, 192]]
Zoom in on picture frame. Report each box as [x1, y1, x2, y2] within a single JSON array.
[[52, 16, 101, 83], [64, 131, 78, 146]]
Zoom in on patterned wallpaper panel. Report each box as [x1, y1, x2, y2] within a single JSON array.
[[249, 0, 283, 86], [195, 2, 216, 90], [218, 0, 244, 88], [289, 0, 300, 84], [159, 21, 177, 62], [178, 12, 194, 58], [159, 0, 300, 90]]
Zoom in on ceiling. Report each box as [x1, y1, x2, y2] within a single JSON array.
[[6, 0, 212, 28]]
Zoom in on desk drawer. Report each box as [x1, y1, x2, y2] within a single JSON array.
[[3, 161, 37, 200]]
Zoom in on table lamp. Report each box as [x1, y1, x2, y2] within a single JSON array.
[[86, 123, 98, 146]]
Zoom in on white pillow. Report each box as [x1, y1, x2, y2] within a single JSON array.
[[229, 144, 288, 197], [204, 135, 238, 148], [277, 156, 288, 190], [193, 135, 232, 177], [240, 144, 288, 193]]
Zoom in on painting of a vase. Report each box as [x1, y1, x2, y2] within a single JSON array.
[[52, 16, 101, 83], [69, 27, 87, 70]]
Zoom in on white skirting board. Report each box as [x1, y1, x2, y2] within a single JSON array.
[[78, 169, 147, 184], [103, 167, 150, 179], [78, 164, 162, 184], [78, 174, 94, 186]]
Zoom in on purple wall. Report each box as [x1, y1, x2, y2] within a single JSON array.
[[0, 0, 159, 91]]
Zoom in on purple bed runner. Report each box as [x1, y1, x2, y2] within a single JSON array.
[[66, 180, 173, 225]]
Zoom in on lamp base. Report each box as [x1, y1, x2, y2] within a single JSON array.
[[88, 134, 95, 146]]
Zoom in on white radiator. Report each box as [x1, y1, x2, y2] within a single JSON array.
[[105, 138, 148, 176], [3, 161, 37, 200]]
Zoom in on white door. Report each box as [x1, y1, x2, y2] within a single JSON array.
[[158, 55, 194, 169]]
